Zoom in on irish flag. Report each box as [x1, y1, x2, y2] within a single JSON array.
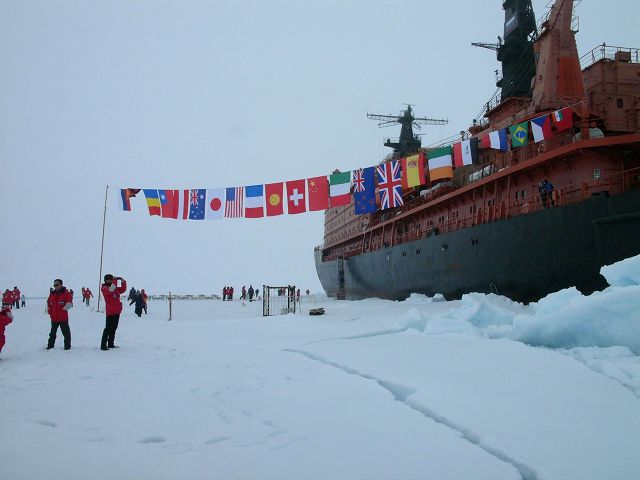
[[329, 171, 351, 207], [427, 146, 453, 181]]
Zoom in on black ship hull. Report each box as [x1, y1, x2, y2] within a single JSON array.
[[315, 189, 640, 303]]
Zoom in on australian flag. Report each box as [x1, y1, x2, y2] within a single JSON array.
[[353, 167, 376, 214], [187, 189, 206, 220]]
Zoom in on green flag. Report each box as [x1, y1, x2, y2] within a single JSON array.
[[509, 122, 529, 148]]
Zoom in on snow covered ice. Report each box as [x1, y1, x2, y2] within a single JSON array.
[[1, 257, 640, 479]]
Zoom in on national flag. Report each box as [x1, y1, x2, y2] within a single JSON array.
[[119, 188, 140, 211], [509, 122, 529, 148], [143, 189, 161, 216], [158, 189, 182, 219], [552, 107, 573, 132], [401, 153, 426, 189], [244, 184, 264, 218], [224, 187, 244, 218], [427, 146, 454, 181], [329, 171, 351, 207], [531, 114, 552, 143], [376, 160, 403, 210], [181, 189, 206, 220], [353, 167, 377, 214], [453, 138, 479, 168], [480, 129, 508, 151], [205, 188, 225, 220], [265, 182, 284, 217], [286, 179, 306, 214], [307, 176, 329, 211]]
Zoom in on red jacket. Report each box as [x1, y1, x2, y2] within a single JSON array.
[[0, 307, 12, 332], [2, 291, 12, 305], [47, 288, 73, 322], [101, 278, 127, 315]]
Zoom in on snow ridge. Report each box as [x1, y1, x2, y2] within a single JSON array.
[[285, 348, 538, 480]]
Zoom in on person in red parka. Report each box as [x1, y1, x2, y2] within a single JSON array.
[[100, 274, 127, 350], [0, 304, 13, 357], [12, 287, 21, 309], [47, 279, 73, 350], [2, 289, 12, 307]]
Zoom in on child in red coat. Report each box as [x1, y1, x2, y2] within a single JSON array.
[[0, 305, 13, 357]]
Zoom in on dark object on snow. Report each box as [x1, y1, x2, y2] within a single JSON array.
[[308, 308, 325, 316]]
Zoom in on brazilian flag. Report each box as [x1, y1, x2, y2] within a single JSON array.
[[509, 122, 529, 148]]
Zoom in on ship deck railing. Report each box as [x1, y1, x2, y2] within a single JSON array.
[[580, 44, 640, 69], [321, 165, 640, 262]]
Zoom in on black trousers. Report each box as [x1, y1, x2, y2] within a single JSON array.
[[101, 314, 120, 348], [48, 321, 71, 349]]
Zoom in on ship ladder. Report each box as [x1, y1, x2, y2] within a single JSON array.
[[490, 283, 500, 295]]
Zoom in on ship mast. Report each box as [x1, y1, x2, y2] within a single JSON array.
[[473, 0, 538, 101], [367, 105, 447, 158], [531, 0, 587, 112]]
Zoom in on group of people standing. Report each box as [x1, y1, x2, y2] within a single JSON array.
[[128, 287, 148, 317], [44, 275, 129, 351], [222, 285, 260, 302], [2, 286, 25, 309]]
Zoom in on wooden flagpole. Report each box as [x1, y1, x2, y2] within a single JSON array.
[[97, 185, 109, 313]]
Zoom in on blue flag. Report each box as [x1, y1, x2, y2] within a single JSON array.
[[186, 189, 206, 220], [353, 167, 377, 214]]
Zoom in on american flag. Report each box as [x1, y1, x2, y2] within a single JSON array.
[[376, 160, 403, 210], [225, 186, 244, 218], [353, 169, 366, 193]]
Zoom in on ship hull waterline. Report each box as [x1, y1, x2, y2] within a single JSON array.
[[315, 189, 640, 303]]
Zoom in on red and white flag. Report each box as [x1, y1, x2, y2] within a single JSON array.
[[224, 187, 244, 218], [286, 179, 306, 214]]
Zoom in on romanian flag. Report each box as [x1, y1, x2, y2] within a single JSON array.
[[510, 122, 529, 148], [427, 146, 453, 181], [401, 153, 426, 189], [552, 107, 573, 132], [531, 114, 552, 143], [143, 189, 161, 216]]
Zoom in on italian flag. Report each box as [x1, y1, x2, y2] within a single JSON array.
[[329, 171, 351, 207]]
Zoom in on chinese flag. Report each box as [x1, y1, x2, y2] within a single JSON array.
[[307, 176, 329, 211], [265, 182, 284, 217], [286, 179, 306, 214]]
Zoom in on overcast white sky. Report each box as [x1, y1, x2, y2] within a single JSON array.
[[1, 0, 638, 296]]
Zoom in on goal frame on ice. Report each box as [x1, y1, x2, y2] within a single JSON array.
[[262, 285, 297, 316]]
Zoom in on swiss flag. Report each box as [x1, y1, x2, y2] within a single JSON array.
[[286, 179, 306, 214], [265, 182, 284, 216], [307, 176, 329, 211]]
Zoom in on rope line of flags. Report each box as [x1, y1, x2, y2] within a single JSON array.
[[120, 107, 574, 219]]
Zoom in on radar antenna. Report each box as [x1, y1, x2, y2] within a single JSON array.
[[367, 105, 448, 157]]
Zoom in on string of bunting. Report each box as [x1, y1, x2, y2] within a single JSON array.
[[120, 107, 574, 219]]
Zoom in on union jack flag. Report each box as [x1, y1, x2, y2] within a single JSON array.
[[353, 169, 366, 193], [376, 160, 403, 210]]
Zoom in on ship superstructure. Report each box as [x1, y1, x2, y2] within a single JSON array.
[[315, 0, 640, 302]]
